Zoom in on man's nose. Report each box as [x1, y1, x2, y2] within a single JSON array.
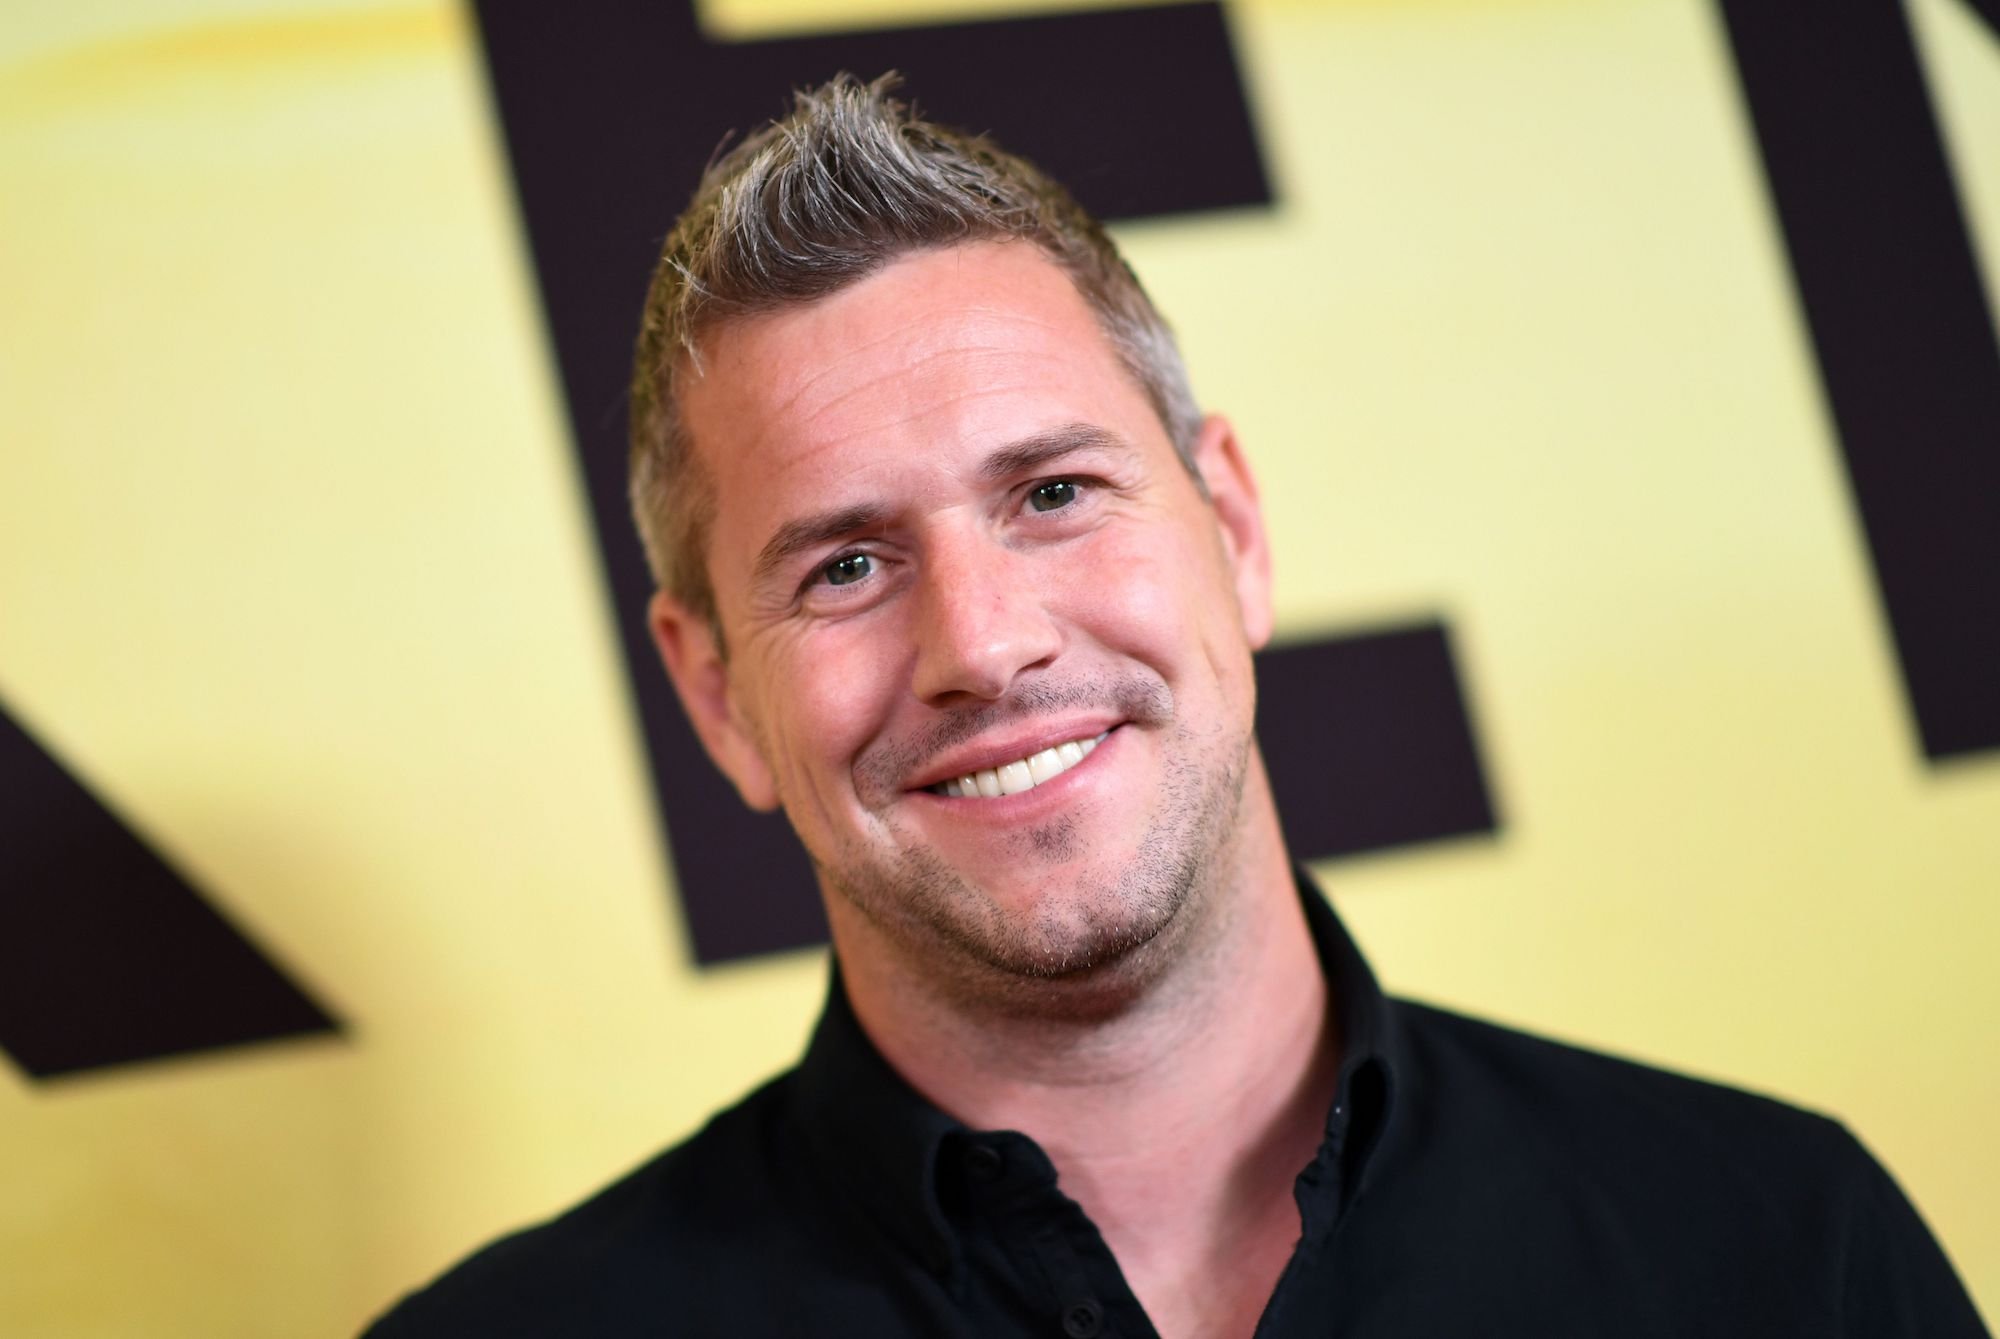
[[909, 539, 1062, 704]]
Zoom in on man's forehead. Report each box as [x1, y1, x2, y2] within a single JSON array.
[[684, 244, 1112, 427], [678, 243, 1148, 514]]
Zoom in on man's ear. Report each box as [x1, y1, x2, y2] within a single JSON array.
[[1191, 413, 1275, 651], [648, 591, 782, 812]]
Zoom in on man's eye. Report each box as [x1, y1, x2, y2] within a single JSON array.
[[821, 552, 872, 587], [1028, 480, 1079, 513]]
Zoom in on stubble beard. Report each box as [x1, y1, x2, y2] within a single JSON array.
[[810, 680, 1254, 1016]]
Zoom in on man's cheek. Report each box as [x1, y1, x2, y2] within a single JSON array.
[[1069, 532, 1205, 644], [775, 650, 880, 792]]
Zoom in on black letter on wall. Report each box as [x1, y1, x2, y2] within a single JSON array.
[[1718, 0, 2000, 761]]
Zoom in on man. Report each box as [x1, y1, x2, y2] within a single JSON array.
[[366, 75, 1986, 1336]]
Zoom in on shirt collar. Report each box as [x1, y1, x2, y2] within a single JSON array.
[[788, 866, 1404, 1271], [791, 963, 965, 1275], [1296, 865, 1403, 1227]]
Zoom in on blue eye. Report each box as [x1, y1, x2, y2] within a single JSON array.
[[823, 553, 872, 586], [1029, 480, 1078, 512]]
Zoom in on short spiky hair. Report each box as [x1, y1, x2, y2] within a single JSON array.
[[629, 73, 1203, 632]]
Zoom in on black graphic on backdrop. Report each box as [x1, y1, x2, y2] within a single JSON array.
[[0, 700, 340, 1080], [1718, 0, 2000, 761], [474, 0, 1498, 963], [1254, 625, 1495, 862]]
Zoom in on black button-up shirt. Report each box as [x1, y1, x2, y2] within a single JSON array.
[[366, 876, 1987, 1336]]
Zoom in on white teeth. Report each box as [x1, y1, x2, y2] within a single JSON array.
[[932, 732, 1109, 799], [1025, 747, 1063, 785]]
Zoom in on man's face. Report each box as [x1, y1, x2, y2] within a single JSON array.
[[655, 242, 1272, 987]]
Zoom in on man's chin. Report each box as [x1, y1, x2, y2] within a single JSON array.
[[962, 893, 1180, 981], [823, 839, 1209, 1016]]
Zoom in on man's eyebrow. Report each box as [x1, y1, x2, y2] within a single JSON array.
[[753, 502, 888, 587], [979, 422, 1133, 481]]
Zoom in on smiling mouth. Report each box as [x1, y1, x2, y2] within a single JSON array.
[[927, 731, 1111, 799]]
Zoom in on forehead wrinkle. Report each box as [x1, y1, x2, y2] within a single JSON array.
[[753, 284, 1084, 415], [752, 320, 923, 426], [786, 340, 1077, 436]]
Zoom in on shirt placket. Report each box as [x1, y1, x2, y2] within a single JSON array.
[[960, 1132, 1160, 1339]]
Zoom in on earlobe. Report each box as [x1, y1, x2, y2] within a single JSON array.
[[648, 592, 782, 812], [1192, 414, 1275, 651]]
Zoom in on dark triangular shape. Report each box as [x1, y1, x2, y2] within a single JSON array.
[[0, 698, 341, 1080]]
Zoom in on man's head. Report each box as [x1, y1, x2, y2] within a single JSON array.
[[635, 77, 1275, 1003], [629, 73, 1204, 638]]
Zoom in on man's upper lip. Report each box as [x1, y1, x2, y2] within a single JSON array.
[[905, 718, 1121, 791]]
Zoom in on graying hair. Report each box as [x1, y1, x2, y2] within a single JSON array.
[[629, 72, 1204, 633]]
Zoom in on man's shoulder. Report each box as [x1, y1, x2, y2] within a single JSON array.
[[1394, 995, 1862, 1176], [360, 1069, 809, 1337], [1377, 1000, 1988, 1332], [1386, 998, 1905, 1277]]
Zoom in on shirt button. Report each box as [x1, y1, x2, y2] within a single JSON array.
[[965, 1143, 1004, 1182], [1061, 1298, 1103, 1337]]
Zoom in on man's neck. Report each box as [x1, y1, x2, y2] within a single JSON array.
[[832, 764, 1336, 1334]]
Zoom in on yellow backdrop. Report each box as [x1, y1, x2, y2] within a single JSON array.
[[2, 1, 1994, 1333]]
